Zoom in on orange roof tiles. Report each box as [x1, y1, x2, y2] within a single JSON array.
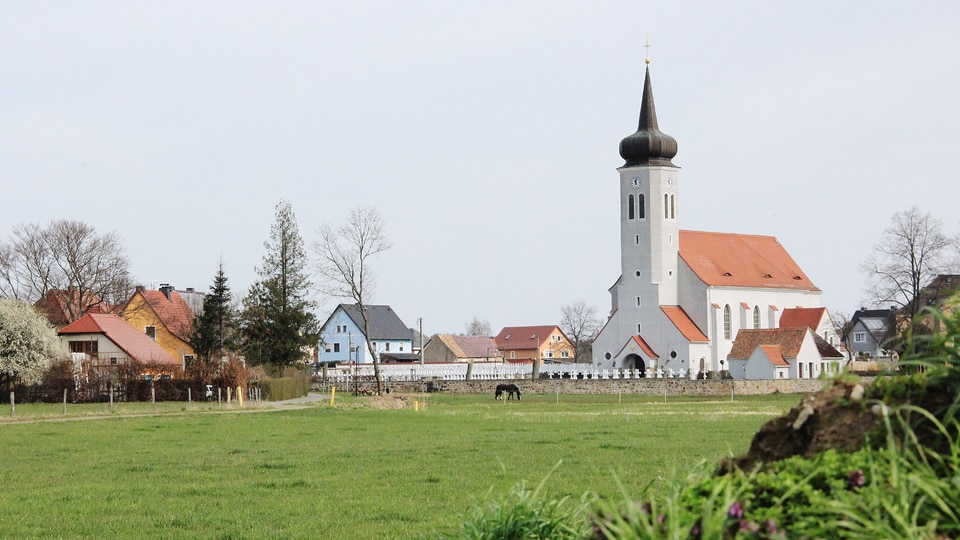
[[134, 290, 196, 342], [679, 230, 819, 291], [59, 313, 178, 365], [728, 328, 808, 359], [779, 307, 826, 332], [661, 306, 709, 342], [758, 345, 790, 367], [495, 325, 561, 350]]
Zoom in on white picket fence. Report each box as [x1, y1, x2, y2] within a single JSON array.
[[318, 362, 693, 384]]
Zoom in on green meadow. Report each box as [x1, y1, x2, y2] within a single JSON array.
[[0, 392, 801, 539]]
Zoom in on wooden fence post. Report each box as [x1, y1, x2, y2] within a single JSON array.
[[63, 388, 67, 415], [9, 391, 14, 417]]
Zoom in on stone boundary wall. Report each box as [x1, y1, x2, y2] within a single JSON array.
[[314, 378, 846, 397]]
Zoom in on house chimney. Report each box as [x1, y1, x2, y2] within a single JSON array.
[[159, 284, 174, 301]]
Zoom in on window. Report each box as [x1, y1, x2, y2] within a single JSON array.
[[723, 305, 732, 340], [636, 296, 641, 307], [69, 340, 98, 358], [664, 194, 669, 218], [324, 344, 332, 353], [334, 343, 341, 353], [544, 349, 554, 359], [183, 354, 196, 367], [637, 323, 642, 334], [669, 194, 676, 219], [753, 306, 760, 329], [145, 326, 157, 340], [635, 235, 639, 245], [854, 332, 866, 343], [385, 342, 391, 352], [399, 344, 404, 351], [110, 357, 118, 365], [638, 194, 645, 219], [510, 351, 516, 359], [561, 350, 570, 358], [628, 194, 635, 220]]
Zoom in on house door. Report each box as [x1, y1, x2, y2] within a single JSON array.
[[622, 354, 646, 377]]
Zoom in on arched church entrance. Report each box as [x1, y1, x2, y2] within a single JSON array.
[[622, 354, 646, 377]]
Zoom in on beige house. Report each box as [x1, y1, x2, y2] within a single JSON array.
[[421, 334, 502, 363]]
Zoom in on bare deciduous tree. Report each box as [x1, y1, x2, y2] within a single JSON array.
[[314, 207, 391, 395], [0, 220, 134, 323], [464, 316, 491, 337], [861, 207, 957, 324], [560, 301, 603, 362]]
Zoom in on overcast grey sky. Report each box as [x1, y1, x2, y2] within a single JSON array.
[[3, 1, 959, 334]]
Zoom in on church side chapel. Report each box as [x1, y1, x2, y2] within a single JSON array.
[[591, 55, 837, 380]]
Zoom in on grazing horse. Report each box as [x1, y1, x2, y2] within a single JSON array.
[[495, 383, 522, 401]]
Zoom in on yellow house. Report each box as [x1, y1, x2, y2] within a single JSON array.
[[121, 285, 197, 368]]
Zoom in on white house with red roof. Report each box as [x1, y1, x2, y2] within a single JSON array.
[[727, 328, 843, 380], [59, 312, 180, 374], [591, 60, 823, 378]]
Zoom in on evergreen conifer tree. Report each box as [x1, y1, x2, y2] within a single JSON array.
[[192, 260, 238, 363], [242, 200, 319, 370]]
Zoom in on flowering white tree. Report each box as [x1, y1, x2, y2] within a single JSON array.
[[0, 299, 63, 389]]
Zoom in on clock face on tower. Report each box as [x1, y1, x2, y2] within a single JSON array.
[[630, 177, 641, 189]]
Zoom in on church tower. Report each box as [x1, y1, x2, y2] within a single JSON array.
[[616, 60, 680, 318]]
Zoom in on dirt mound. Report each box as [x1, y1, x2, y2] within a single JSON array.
[[368, 395, 408, 409], [721, 381, 879, 473]]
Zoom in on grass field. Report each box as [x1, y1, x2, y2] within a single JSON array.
[[0, 392, 802, 539]]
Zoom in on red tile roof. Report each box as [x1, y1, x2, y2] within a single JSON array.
[[59, 313, 179, 365], [728, 328, 808, 360], [779, 306, 826, 332], [758, 345, 790, 367], [137, 290, 196, 342], [495, 325, 562, 350], [660, 306, 709, 342], [679, 230, 819, 291], [631, 335, 659, 358]]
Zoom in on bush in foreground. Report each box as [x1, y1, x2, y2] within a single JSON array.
[[447, 309, 960, 539]]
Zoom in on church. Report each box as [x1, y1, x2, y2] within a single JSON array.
[[591, 60, 822, 378]]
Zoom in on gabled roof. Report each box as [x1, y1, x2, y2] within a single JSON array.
[[338, 304, 413, 341], [495, 325, 563, 350], [660, 306, 709, 342], [615, 335, 659, 359], [779, 306, 826, 332], [729, 327, 843, 361], [679, 230, 819, 291], [59, 313, 178, 365], [35, 288, 110, 327], [849, 307, 896, 341], [757, 345, 790, 367], [436, 335, 502, 359], [132, 289, 196, 342]]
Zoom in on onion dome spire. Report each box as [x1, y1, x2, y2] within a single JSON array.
[[619, 62, 678, 167]]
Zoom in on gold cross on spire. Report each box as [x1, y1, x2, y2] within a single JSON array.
[[644, 36, 651, 65]]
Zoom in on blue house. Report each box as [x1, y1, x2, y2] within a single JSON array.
[[318, 304, 415, 364]]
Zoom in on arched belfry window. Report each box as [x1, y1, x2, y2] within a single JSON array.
[[670, 194, 676, 220], [628, 194, 635, 220], [638, 194, 645, 219], [664, 194, 669, 219], [753, 306, 761, 329], [723, 304, 732, 340]]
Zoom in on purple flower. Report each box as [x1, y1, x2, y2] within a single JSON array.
[[766, 519, 779, 534], [740, 520, 760, 533], [847, 469, 865, 491], [728, 501, 744, 519]]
